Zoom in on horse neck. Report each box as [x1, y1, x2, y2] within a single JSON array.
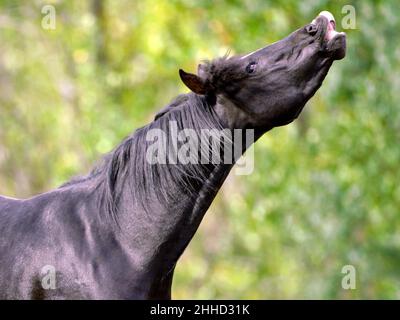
[[111, 94, 249, 293]]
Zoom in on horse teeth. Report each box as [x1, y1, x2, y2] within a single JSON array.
[[318, 11, 335, 25]]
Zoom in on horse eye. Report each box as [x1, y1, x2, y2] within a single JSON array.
[[246, 61, 257, 74]]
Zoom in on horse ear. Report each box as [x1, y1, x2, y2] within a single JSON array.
[[179, 69, 206, 95]]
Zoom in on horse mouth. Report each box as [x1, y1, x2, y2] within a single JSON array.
[[313, 11, 346, 60]]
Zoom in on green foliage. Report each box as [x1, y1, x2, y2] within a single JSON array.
[[0, 0, 399, 298]]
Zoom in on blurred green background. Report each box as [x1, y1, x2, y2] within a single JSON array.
[[0, 0, 399, 299]]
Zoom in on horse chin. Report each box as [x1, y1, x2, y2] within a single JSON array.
[[328, 33, 346, 60]]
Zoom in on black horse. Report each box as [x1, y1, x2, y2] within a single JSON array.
[[0, 11, 345, 299]]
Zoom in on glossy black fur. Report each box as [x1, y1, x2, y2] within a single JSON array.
[[0, 14, 345, 299]]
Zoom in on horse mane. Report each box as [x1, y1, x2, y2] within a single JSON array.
[[60, 92, 230, 223]]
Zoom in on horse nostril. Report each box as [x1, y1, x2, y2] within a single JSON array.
[[306, 24, 317, 36]]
